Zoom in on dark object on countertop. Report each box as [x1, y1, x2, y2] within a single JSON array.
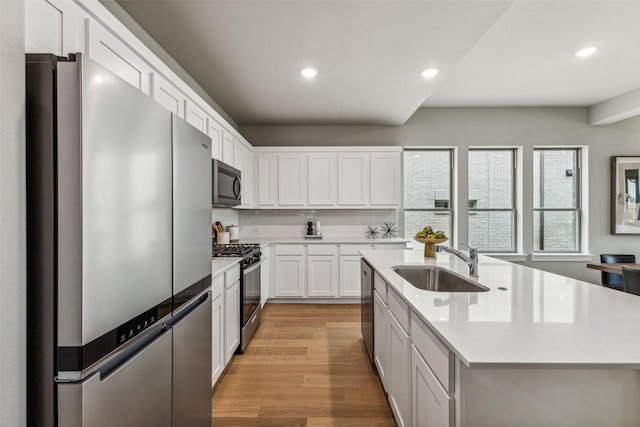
[[381, 222, 398, 239], [304, 235, 323, 240], [365, 226, 379, 240], [622, 266, 640, 296], [600, 254, 637, 291], [307, 221, 314, 236]]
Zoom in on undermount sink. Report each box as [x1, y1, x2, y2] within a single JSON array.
[[392, 266, 489, 292]]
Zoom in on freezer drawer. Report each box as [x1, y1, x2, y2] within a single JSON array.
[[171, 292, 213, 427], [57, 326, 173, 427]]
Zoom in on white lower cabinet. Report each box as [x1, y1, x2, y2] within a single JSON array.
[[373, 290, 389, 389], [211, 293, 224, 386], [274, 255, 305, 297], [212, 264, 241, 386], [387, 312, 411, 427], [271, 243, 405, 300], [339, 255, 363, 297], [307, 255, 339, 297], [260, 256, 270, 307], [224, 280, 240, 363], [412, 346, 454, 427]]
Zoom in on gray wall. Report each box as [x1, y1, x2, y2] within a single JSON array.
[[0, 0, 26, 425], [242, 107, 640, 283]]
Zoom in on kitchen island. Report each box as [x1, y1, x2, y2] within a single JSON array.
[[361, 248, 640, 427]]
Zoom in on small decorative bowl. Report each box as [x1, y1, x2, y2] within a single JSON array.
[[414, 237, 448, 258]]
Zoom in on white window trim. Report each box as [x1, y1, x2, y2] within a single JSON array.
[[466, 146, 523, 254], [402, 147, 456, 242], [529, 147, 590, 263], [529, 253, 594, 262], [488, 253, 528, 262], [531, 145, 588, 254]]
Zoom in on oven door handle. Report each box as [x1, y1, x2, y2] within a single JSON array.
[[243, 263, 261, 275]]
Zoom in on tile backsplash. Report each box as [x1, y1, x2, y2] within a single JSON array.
[[212, 208, 240, 230], [239, 209, 399, 238]]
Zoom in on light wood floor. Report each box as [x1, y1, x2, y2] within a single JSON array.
[[211, 304, 396, 427]]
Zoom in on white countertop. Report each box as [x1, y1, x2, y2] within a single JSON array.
[[361, 248, 640, 369], [236, 237, 409, 247], [211, 257, 241, 277], [211, 238, 407, 274]]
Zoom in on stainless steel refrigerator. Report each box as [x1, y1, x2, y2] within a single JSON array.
[[26, 53, 212, 427]]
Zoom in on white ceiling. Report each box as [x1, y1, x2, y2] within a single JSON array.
[[116, 0, 640, 126]]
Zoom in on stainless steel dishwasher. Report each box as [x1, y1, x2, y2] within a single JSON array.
[[361, 258, 374, 364]]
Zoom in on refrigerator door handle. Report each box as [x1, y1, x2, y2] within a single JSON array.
[[97, 324, 170, 380], [167, 291, 210, 327]]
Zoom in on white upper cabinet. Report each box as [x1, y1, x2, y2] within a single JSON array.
[[370, 152, 401, 206], [26, 0, 255, 173], [252, 148, 401, 209], [241, 150, 254, 208], [207, 119, 223, 160], [151, 73, 185, 117], [308, 154, 337, 206], [233, 141, 245, 172], [222, 131, 235, 165], [278, 154, 307, 206], [26, 0, 82, 56], [184, 100, 208, 134], [257, 154, 278, 206], [85, 19, 151, 95], [338, 153, 369, 206]]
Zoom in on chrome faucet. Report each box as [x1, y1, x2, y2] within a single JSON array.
[[435, 243, 479, 277]]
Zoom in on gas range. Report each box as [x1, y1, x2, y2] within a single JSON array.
[[212, 241, 263, 354], [212, 242, 262, 267]]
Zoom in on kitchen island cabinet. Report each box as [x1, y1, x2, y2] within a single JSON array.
[[362, 248, 640, 426]]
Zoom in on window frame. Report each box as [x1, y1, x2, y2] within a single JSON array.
[[403, 148, 454, 241], [533, 147, 582, 253], [467, 148, 518, 253]]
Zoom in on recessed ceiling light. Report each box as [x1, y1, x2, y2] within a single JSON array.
[[421, 68, 440, 79], [574, 46, 597, 58], [301, 68, 318, 78]]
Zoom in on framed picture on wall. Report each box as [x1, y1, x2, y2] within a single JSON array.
[[611, 156, 640, 234]]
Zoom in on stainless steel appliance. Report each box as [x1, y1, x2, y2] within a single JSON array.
[[212, 243, 262, 352], [26, 53, 212, 427], [171, 114, 213, 427], [212, 159, 241, 207], [361, 258, 374, 364]]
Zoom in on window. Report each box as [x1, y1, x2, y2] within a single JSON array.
[[533, 148, 581, 252], [468, 149, 516, 252], [404, 149, 453, 240]]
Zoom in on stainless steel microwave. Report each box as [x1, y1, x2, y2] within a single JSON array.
[[212, 159, 241, 207]]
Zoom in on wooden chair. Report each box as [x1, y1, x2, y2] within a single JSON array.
[[600, 254, 637, 291], [622, 266, 640, 296]]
